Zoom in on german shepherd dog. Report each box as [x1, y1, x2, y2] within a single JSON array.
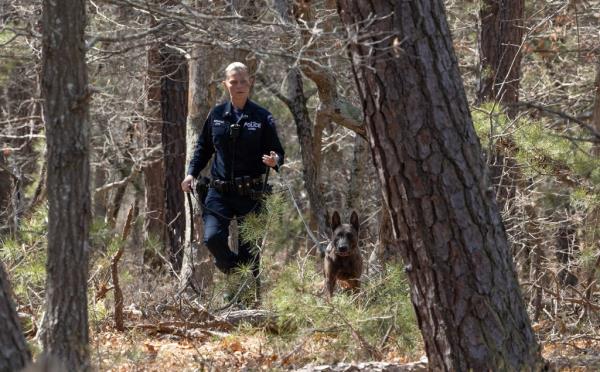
[[323, 210, 363, 298]]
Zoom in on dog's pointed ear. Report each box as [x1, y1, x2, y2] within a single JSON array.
[[324, 210, 331, 229], [350, 211, 359, 231], [331, 211, 341, 231]]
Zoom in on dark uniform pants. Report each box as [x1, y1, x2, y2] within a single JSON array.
[[202, 187, 261, 275]]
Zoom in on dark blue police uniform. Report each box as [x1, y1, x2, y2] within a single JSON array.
[[187, 100, 284, 274]]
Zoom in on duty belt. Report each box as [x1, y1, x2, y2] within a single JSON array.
[[210, 176, 265, 197]]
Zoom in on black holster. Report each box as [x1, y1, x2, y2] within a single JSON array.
[[195, 176, 210, 203]]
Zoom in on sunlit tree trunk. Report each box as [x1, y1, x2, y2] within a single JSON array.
[[270, 0, 328, 249], [285, 68, 327, 245], [293, 0, 365, 242], [39, 0, 91, 368], [338, 1, 542, 370], [179, 43, 220, 292], [143, 33, 166, 245], [162, 50, 188, 270]]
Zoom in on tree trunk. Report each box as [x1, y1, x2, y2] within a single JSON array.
[[346, 135, 368, 211], [284, 68, 328, 248], [92, 165, 108, 219], [179, 44, 220, 293], [592, 59, 600, 156], [0, 38, 42, 234], [91, 95, 111, 221], [477, 0, 526, 254], [337, 1, 542, 370], [524, 204, 546, 321], [377, 204, 402, 266], [0, 153, 14, 237], [0, 263, 31, 371], [270, 0, 327, 247], [477, 0, 524, 107], [161, 49, 188, 271], [295, 0, 365, 243], [106, 160, 133, 228], [1, 61, 40, 218], [143, 34, 166, 245], [39, 0, 91, 369]]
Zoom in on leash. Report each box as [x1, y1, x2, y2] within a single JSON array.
[[262, 166, 270, 194], [187, 192, 194, 244], [278, 173, 326, 253], [184, 190, 202, 295]]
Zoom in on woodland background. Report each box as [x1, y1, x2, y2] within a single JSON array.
[[0, 0, 599, 370]]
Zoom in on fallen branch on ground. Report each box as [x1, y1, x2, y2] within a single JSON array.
[[126, 309, 277, 337], [546, 355, 600, 370], [112, 203, 134, 331], [294, 360, 428, 372]]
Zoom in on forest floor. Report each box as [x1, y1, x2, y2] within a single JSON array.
[[91, 323, 409, 372], [76, 255, 600, 372], [84, 315, 600, 371]]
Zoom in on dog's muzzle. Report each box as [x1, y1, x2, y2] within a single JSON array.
[[335, 246, 353, 256]]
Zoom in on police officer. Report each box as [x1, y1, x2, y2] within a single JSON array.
[[181, 62, 284, 283]]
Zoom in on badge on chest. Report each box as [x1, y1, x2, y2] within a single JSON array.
[[244, 121, 262, 131]]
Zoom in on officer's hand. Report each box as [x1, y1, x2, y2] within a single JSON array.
[[181, 175, 195, 192], [262, 151, 279, 168]]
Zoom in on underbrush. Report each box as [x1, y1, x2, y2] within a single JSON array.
[[1, 205, 48, 337], [263, 259, 422, 366], [472, 105, 600, 333]]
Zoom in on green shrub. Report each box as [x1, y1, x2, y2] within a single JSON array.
[[472, 105, 599, 188], [264, 260, 421, 363], [2, 206, 48, 304], [239, 191, 300, 254]]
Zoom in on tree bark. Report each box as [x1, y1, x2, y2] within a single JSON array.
[[179, 43, 220, 293], [0, 262, 31, 371], [346, 135, 368, 211], [143, 29, 166, 245], [284, 68, 328, 247], [524, 204, 545, 321], [0, 153, 14, 237], [106, 164, 131, 228], [269, 0, 328, 247], [337, 1, 542, 370], [92, 164, 108, 219], [477, 0, 524, 108], [39, 0, 91, 369], [161, 48, 188, 271], [1, 63, 42, 226], [1, 61, 41, 222], [477, 0, 526, 256], [296, 1, 365, 241], [592, 59, 600, 156]]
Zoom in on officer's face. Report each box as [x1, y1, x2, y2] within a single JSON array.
[[223, 70, 252, 103]]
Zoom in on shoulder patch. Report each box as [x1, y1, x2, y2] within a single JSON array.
[[267, 115, 277, 127]]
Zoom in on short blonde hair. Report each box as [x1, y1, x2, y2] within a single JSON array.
[[224, 62, 248, 78]]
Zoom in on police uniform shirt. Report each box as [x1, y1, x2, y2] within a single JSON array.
[[187, 100, 285, 181]]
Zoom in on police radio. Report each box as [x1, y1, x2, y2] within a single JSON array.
[[229, 122, 241, 140], [230, 112, 246, 140]]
